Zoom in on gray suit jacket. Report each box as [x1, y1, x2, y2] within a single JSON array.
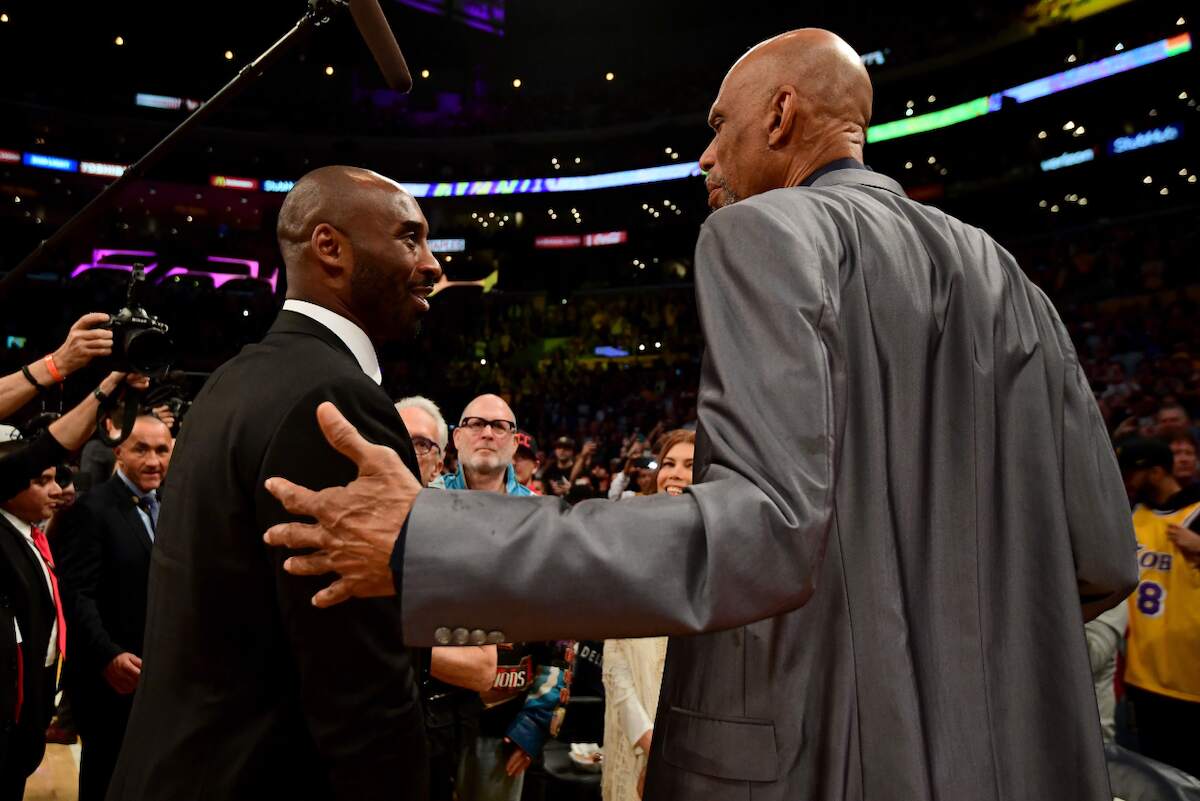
[[400, 169, 1138, 800]]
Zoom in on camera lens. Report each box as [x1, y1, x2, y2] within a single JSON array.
[[124, 328, 173, 373]]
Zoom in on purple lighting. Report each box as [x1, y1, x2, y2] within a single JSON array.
[[72, 249, 278, 292]]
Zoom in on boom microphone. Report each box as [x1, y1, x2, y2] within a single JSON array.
[[348, 0, 414, 92]]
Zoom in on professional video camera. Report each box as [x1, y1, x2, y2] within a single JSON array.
[[102, 264, 172, 375]]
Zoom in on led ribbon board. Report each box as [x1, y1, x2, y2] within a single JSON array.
[[1040, 148, 1096, 171], [868, 32, 1192, 143]]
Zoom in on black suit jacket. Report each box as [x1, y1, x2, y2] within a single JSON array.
[[53, 474, 154, 719], [108, 311, 428, 801], [0, 514, 57, 729]]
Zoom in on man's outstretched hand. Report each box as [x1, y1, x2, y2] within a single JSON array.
[[263, 401, 422, 607]]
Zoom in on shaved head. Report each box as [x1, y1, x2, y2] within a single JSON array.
[[700, 29, 873, 208], [454, 393, 519, 487], [275, 165, 441, 343]]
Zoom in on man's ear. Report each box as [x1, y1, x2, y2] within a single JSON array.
[[311, 223, 353, 283], [766, 85, 800, 149]]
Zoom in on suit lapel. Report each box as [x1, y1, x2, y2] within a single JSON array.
[[104, 477, 153, 554], [0, 516, 51, 606]]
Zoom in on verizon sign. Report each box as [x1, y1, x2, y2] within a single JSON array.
[[535, 230, 628, 249]]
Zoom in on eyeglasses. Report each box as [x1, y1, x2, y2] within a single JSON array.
[[459, 417, 517, 437], [411, 436, 441, 456]]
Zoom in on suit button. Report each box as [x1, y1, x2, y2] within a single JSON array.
[[486, 630, 505, 645], [434, 627, 452, 645], [452, 627, 470, 645], [469, 629, 487, 645]]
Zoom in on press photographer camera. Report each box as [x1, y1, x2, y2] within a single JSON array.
[[101, 264, 172, 376]]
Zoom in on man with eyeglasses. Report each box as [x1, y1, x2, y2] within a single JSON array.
[[433, 394, 571, 801], [395, 396, 447, 488]]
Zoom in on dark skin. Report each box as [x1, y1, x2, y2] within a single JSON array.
[[701, 29, 872, 209], [261, 30, 876, 605], [277, 165, 442, 344]]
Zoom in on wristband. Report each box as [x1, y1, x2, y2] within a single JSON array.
[[93, 387, 110, 403], [20, 365, 46, 391], [42, 354, 65, 383]]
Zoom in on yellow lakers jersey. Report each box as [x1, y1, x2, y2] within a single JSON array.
[[1126, 500, 1200, 701]]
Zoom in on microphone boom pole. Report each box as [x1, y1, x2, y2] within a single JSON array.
[[0, 0, 401, 301]]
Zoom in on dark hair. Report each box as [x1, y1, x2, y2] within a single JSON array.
[[1169, 431, 1198, 449]]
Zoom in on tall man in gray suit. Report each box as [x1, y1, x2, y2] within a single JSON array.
[[265, 29, 1138, 801]]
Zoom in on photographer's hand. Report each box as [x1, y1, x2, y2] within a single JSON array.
[[47, 371, 132, 452], [51, 312, 115, 377]]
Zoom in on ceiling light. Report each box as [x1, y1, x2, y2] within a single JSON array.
[[574, 157, 580, 164], [325, 65, 334, 76], [671, 152, 679, 159], [1037, 130, 1047, 139], [551, 157, 558, 164], [1050, 205, 1060, 212], [1181, 92, 1190, 100], [1066, 54, 1076, 63], [1038, 200, 1047, 207], [421, 69, 430, 79], [1161, 187, 1170, 195], [927, 95, 936, 103], [1114, 43, 1124, 51], [512, 78, 522, 88], [927, 156, 936, 164], [488, 212, 495, 218], [1178, 17, 1186, 25], [665, 147, 673, 154], [1189, 175, 1197, 183], [1063, 120, 1075, 130], [0, 14, 8, 22], [904, 161, 913, 169], [225, 50, 234, 60], [905, 109, 914, 117], [605, 71, 614, 81], [906, 100, 915, 108], [1078, 197, 1088, 206], [1144, 175, 1153, 183], [1180, 168, 1189, 176], [114, 35, 124, 46]]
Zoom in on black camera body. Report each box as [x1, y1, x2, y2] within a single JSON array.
[[103, 265, 173, 375]]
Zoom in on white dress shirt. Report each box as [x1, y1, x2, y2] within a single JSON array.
[[1, 509, 59, 667], [281, 299, 382, 384]]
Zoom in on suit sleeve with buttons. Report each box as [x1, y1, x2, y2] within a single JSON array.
[[398, 198, 844, 644]]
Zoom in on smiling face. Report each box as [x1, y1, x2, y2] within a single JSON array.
[[346, 189, 442, 343], [656, 441, 696, 496]]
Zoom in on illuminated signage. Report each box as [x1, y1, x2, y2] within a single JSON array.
[[594, 346, 630, 358], [1110, 124, 1182, 154], [80, 161, 128, 177], [1040, 148, 1096, 171], [23, 152, 78, 172], [262, 179, 295, 193], [860, 49, 888, 66], [868, 32, 1192, 144], [136, 93, 199, 111], [0, 149, 19, 163], [534, 230, 628, 249], [136, 93, 182, 110], [412, 163, 702, 199], [210, 175, 259, 191], [428, 238, 466, 253], [71, 248, 279, 292]]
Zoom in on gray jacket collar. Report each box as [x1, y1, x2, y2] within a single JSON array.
[[811, 168, 906, 198]]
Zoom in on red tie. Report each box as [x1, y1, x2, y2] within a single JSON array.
[[30, 527, 66, 659]]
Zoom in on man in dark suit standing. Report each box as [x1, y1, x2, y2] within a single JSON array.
[[0, 455, 65, 801], [54, 414, 173, 801], [108, 165, 441, 801]]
